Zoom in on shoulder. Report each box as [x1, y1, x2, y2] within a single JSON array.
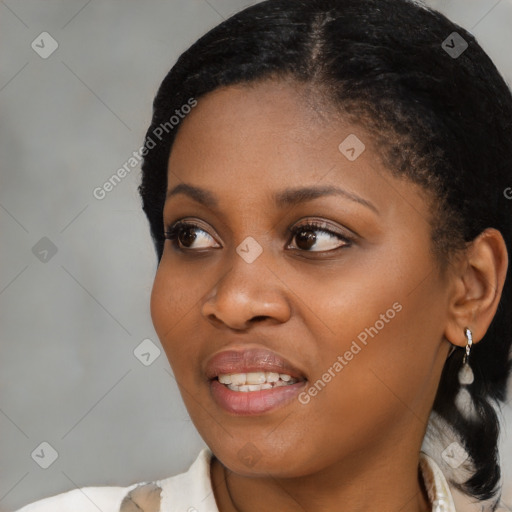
[[14, 484, 136, 512], [14, 448, 218, 512]]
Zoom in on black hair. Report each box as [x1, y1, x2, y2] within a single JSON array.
[[138, 0, 512, 504]]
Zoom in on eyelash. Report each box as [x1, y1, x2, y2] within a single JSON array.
[[164, 221, 213, 250], [164, 220, 353, 253], [287, 221, 353, 251]]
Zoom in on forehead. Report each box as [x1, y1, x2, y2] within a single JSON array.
[[165, 79, 427, 222], [169, 80, 369, 182], [174, 80, 332, 154]]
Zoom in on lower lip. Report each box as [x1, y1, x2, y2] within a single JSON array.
[[209, 379, 307, 415]]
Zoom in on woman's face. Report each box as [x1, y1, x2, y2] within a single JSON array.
[[150, 79, 454, 477]]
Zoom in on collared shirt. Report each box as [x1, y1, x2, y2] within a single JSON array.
[[13, 448, 469, 512]]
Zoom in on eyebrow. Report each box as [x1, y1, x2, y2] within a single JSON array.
[[166, 183, 379, 215], [275, 185, 379, 214], [166, 183, 218, 208]]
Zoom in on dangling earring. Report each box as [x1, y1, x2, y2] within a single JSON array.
[[454, 327, 478, 421]]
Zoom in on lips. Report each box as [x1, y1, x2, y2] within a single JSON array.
[[204, 347, 307, 382]]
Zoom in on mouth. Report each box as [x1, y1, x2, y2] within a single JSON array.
[[209, 377, 307, 415], [205, 347, 306, 381], [205, 347, 307, 415], [215, 371, 302, 392]]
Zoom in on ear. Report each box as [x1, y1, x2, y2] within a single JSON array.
[[444, 227, 508, 347]]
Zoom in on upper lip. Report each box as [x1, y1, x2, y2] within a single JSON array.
[[204, 347, 307, 381]]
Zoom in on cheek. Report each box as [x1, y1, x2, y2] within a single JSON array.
[[304, 241, 444, 399], [150, 265, 175, 337], [149, 260, 205, 363]]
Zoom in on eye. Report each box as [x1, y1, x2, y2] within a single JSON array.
[[164, 220, 221, 250], [287, 220, 352, 252]]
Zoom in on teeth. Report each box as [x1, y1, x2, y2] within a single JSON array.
[[219, 371, 299, 392], [230, 373, 246, 386], [227, 382, 285, 392], [218, 371, 295, 385], [246, 372, 267, 384]]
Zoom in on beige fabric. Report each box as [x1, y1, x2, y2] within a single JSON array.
[[119, 483, 162, 512]]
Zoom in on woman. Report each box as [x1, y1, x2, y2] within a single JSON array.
[[17, 0, 511, 510]]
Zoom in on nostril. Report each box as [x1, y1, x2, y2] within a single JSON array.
[[251, 315, 268, 323]]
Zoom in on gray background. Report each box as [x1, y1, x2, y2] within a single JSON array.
[[1, 0, 511, 510]]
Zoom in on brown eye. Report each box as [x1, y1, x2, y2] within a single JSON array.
[[288, 222, 352, 252], [295, 229, 317, 250], [164, 221, 220, 250], [178, 226, 198, 247]]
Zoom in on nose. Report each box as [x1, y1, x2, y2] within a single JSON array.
[[201, 251, 292, 331]]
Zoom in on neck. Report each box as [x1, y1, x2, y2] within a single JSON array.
[[211, 441, 431, 512]]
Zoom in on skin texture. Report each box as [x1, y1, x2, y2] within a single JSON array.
[[150, 79, 508, 512]]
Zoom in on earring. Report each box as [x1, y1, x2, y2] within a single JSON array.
[[454, 327, 478, 421]]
